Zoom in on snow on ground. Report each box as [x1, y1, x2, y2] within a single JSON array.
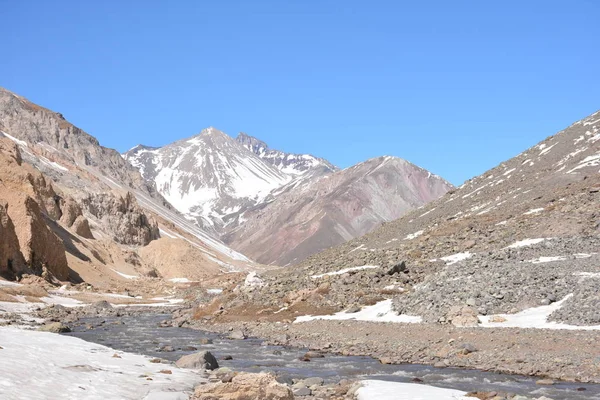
[[576, 272, 600, 278], [0, 327, 205, 400], [39, 295, 85, 307], [356, 380, 469, 400], [527, 256, 567, 264], [112, 298, 185, 308], [523, 207, 544, 215], [506, 238, 546, 249], [294, 299, 422, 324], [437, 252, 473, 265], [0, 280, 22, 287], [0, 131, 28, 147], [567, 152, 600, 173], [311, 265, 379, 279], [206, 288, 223, 295], [403, 230, 424, 240], [479, 294, 600, 330], [169, 278, 192, 283], [111, 269, 138, 280]]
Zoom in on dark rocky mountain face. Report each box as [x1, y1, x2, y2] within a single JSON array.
[[231, 109, 600, 327], [126, 129, 453, 265]]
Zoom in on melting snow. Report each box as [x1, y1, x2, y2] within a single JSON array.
[[479, 294, 600, 330], [506, 238, 546, 248], [403, 230, 424, 240], [169, 278, 192, 283], [439, 252, 473, 265], [356, 380, 469, 400], [567, 152, 600, 173], [523, 208, 544, 215], [0, 327, 204, 399], [294, 300, 422, 324], [0, 131, 28, 147], [111, 269, 138, 280], [527, 256, 566, 264], [311, 265, 379, 279]]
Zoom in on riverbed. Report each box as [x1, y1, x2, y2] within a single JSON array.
[[64, 313, 600, 399]]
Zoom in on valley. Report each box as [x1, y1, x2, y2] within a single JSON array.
[[0, 87, 598, 400]]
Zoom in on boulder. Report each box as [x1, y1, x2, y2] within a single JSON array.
[[175, 351, 219, 370], [387, 260, 407, 275], [447, 306, 480, 327], [71, 215, 94, 239], [228, 330, 246, 340], [38, 322, 70, 333], [192, 372, 293, 400]]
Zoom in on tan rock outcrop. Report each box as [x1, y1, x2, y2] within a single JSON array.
[[81, 191, 159, 246], [71, 215, 93, 239], [192, 372, 294, 400], [0, 201, 27, 278], [7, 195, 69, 281]]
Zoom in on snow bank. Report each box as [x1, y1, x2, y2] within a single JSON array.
[[404, 230, 424, 240], [356, 380, 469, 400], [506, 238, 546, 249], [311, 265, 379, 279], [479, 294, 600, 330], [294, 299, 422, 324], [0, 327, 205, 400], [433, 252, 473, 265]]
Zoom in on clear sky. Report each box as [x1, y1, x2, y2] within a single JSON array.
[[2, 1, 598, 185]]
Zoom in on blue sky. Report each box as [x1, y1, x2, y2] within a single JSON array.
[[2, 1, 598, 185]]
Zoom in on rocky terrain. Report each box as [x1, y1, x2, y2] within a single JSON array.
[[211, 109, 600, 328], [126, 128, 452, 265], [0, 87, 257, 288]]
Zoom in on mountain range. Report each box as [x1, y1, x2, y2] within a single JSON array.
[[124, 128, 452, 265], [0, 86, 451, 286]]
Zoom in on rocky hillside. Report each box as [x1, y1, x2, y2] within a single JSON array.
[[224, 156, 452, 265], [224, 109, 600, 327], [0, 87, 256, 287]]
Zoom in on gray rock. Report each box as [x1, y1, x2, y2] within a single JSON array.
[[38, 322, 70, 333], [293, 387, 312, 396], [228, 330, 246, 340], [175, 351, 219, 370]]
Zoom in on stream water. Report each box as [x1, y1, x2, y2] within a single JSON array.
[[65, 314, 600, 399]]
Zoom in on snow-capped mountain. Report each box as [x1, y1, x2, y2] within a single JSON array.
[[125, 127, 454, 264], [236, 132, 338, 177], [124, 127, 333, 234]]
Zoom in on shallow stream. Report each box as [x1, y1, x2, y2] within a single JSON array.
[[65, 314, 600, 399]]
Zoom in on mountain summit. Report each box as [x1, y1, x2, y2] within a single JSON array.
[[126, 128, 453, 264]]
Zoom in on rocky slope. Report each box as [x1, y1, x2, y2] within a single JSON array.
[[0, 87, 256, 287], [223, 109, 600, 326], [224, 156, 452, 265]]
